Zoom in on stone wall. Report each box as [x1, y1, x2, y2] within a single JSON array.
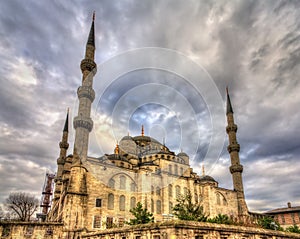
[[78, 157, 241, 232], [0, 221, 63, 239], [82, 220, 300, 239]]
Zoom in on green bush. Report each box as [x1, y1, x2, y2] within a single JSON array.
[[172, 190, 207, 222], [208, 214, 233, 225], [127, 202, 154, 225], [258, 216, 282, 230], [286, 225, 300, 233]]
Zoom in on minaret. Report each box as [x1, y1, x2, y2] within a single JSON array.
[[54, 110, 69, 198], [226, 87, 248, 216], [73, 12, 97, 160]]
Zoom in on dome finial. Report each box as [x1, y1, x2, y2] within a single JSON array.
[[202, 164, 205, 176], [141, 125, 144, 136], [114, 143, 119, 154]]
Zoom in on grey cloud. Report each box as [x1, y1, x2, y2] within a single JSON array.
[[0, 0, 299, 213]]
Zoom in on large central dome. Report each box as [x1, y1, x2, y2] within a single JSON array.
[[119, 134, 169, 156]]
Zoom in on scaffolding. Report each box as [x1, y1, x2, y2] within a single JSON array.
[[38, 172, 55, 220]]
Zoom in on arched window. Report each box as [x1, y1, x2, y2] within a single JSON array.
[[169, 164, 172, 174], [168, 184, 173, 197], [120, 175, 126, 190], [169, 202, 173, 214], [180, 167, 183, 175], [130, 197, 136, 209], [175, 185, 181, 198], [174, 165, 178, 175], [216, 193, 221, 205], [131, 183, 136, 192], [156, 200, 161, 214], [151, 185, 154, 194], [108, 193, 114, 210], [108, 178, 115, 189], [195, 193, 198, 203], [156, 187, 161, 196], [223, 197, 227, 206], [151, 199, 154, 213], [119, 195, 125, 211]]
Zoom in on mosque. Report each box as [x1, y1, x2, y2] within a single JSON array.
[[47, 13, 248, 234]]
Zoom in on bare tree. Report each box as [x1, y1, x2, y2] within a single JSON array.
[[0, 206, 4, 220], [5, 192, 39, 221]]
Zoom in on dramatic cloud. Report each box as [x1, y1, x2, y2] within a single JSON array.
[[0, 0, 299, 213]]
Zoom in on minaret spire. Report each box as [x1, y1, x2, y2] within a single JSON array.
[[226, 86, 233, 115], [73, 13, 97, 159], [225, 87, 248, 217], [87, 11, 95, 47], [63, 108, 69, 132]]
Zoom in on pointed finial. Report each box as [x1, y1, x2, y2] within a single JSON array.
[[163, 137, 165, 146], [128, 132, 130, 136], [226, 86, 234, 115], [141, 125, 144, 136], [63, 108, 69, 132], [202, 164, 205, 176]]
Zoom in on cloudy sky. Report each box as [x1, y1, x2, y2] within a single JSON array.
[[0, 0, 299, 213]]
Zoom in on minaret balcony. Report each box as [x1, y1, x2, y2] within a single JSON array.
[[59, 141, 69, 149], [227, 143, 240, 153], [230, 164, 243, 173], [73, 116, 93, 132], [80, 58, 97, 73], [77, 86, 95, 102], [226, 124, 238, 133]]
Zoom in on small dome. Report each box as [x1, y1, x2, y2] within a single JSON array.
[[198, 175, 216, 182], [177, 152, 189, 157], [121, 135, 133, 141]]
